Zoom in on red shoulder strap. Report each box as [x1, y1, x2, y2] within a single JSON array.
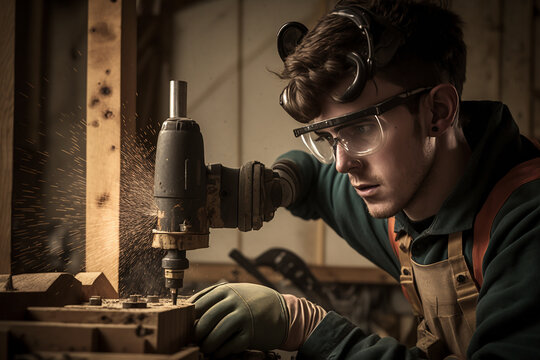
[[473, 157, 540, 287], [388, 216, 398, 256]]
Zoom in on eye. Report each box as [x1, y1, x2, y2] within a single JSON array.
[[342, 119, 379, 137], [313, 131, 333, 143]]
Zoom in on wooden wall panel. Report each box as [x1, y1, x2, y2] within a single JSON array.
[[454, 0, 537, 137], [0, 0, 15, 274], [86, 0, 136, 291], [452, 0, 502, 101]]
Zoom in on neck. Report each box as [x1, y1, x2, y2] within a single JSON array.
[[403, 127, 471, 222]]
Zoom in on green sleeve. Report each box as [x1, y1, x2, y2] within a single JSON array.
[[468, 179, 540, 359], [298, 312, 426, 359], [277, 150, 400, 280]]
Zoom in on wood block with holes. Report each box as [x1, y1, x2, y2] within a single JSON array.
[[29, 347, 200, 360], [25, 300, 194, 353]]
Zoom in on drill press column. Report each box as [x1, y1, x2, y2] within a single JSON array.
[[152, 81, 209, 304]]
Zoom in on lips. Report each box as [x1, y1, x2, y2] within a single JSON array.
[[353, 184, 380, 197]]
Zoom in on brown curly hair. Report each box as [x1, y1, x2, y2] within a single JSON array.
[[279, 0, 466, 124]]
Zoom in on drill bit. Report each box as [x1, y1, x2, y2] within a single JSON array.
[[171, 288, 178, 305]]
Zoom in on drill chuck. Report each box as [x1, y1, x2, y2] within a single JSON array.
[[162, 249, 189, 289]]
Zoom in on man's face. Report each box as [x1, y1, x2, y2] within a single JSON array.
[[313, 78, 436, 218]]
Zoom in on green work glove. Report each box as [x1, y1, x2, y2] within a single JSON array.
[[188, 282, 290, 358]]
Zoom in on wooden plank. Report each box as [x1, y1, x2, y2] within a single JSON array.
[[86, 0, 136, 292], [531, 0, 540, 140], [32, 347, 200, 360], [156, 303, 195, 353], [0, 0, 14, 274], [94, 324, 148, 353], [76, 272, 119, 300], [0, 273, 83, 320], [0, 275, 12, 291], [27, 302, 191, 327], [186, 262, 397, 285], [28, 302, 194, 352], [0, 320, 157, 353], [0, 321, 99, 352], [9, 272, 80, 293], [501, 0, 533, 135]]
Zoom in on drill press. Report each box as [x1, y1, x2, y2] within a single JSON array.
[[153, 80, 300, 304]]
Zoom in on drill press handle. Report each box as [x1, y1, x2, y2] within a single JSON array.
[[238, 159, 300, 230], [206, 158, 301, 231]]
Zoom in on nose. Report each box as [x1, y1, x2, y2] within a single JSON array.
[[334, 143, 362, 174]]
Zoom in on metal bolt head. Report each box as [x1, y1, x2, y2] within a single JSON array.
[[147, 295, 159, 303], [89, 296, 102, 306], [129, 294, 142, 302]]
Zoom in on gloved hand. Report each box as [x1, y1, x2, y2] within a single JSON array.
[[188, 282, 290, 358]]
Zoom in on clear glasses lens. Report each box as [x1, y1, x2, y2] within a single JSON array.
[[301, 116, 383, 163], [339, 116, 383, 155], [301, 132, 335, 164]]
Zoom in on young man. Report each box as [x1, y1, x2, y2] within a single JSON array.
[[190, 0, 540, 358]]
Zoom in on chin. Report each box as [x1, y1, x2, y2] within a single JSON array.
[[365, 201, 400, 219]]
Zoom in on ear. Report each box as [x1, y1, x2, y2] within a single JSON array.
[[425, 84, 459, 136]]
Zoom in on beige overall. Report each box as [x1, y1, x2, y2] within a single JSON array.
[[389, 156, 540, 359], [396, 232, 479, 359]]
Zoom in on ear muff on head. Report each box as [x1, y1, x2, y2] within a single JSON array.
[[277, 22, 308, 62], [275, 11, 373, 105], [332, 52, 368, 103], [330, 6, 404, 103], [330, 8, 373, 103], [277, 5, 405, 119]]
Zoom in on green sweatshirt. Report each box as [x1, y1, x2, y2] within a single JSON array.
[[278, 101, 540, 359]]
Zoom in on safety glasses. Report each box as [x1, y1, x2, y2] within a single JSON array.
[[293, 87, 432, 163]]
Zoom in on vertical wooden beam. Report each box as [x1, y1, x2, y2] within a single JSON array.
[[86, 0, 136, 291], [0, 0, 15, 274], [501, 0, 533, 135], [315, 220, 326, 265], [533, 0, 540, 139], [236, 0, 244, 252]]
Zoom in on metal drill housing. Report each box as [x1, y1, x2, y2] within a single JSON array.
[[152, 80, 300, 299], [152, 81, 210, 297], [153, 119, 209, 245], [152, 81, 210, 255]]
